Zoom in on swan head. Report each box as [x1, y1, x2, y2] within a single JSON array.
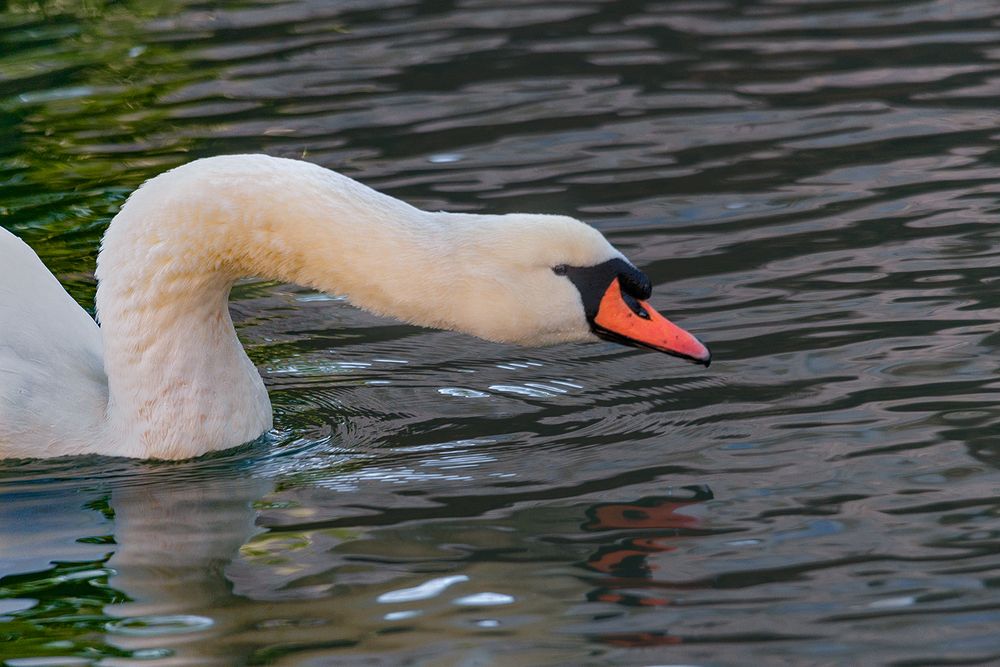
[[431, 213, 711, 366]]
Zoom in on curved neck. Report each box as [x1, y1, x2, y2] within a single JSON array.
[[94, 156, 451, 458]]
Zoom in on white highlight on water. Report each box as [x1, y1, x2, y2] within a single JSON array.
[[377, 575, 469, 603]]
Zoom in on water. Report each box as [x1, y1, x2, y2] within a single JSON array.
[[2, 0, 1000, 664]]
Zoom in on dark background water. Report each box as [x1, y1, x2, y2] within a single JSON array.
[[3, 0, 1000, 665]]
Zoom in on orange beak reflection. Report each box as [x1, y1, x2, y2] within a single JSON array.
[[593, 278, 711, 366]]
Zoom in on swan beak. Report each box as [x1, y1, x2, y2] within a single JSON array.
[[593, 278, 712, 366]]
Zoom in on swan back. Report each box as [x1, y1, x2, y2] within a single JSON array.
[[0, 227, 106, 457]]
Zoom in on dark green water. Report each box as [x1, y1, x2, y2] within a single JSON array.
[[3, 0, 1000, 665]]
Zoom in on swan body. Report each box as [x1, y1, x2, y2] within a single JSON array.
[[0, 155, 709, 460]]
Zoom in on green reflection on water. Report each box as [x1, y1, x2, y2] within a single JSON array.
[[0, 555, 137, 663], [1, 0, 212, 308]]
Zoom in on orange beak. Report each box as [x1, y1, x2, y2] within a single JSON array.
[[593, 278, 711, 366]]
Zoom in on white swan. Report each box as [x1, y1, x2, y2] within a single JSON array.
[[0, 155, 709, 460]]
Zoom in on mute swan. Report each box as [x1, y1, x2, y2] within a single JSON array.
[[0, 155, 709, 460]]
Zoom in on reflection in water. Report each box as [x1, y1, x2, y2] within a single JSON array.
[[0, 464, 269, 665], [105, 472, 268, 665], [5, 0, 1000, 664]]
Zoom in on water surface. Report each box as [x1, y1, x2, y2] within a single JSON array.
[[3, 0, 1000, 665]]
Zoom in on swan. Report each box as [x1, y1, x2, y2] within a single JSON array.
[[0, 154, 710, 460]]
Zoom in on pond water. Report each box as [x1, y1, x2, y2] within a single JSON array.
[[3, 0, 1000, 665]]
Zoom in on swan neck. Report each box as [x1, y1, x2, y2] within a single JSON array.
[[94, 155, 447, 458]]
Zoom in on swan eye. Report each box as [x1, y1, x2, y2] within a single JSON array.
[[555, 258, 651, 320]]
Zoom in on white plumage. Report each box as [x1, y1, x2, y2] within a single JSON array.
[[1, 155, 624, 459]]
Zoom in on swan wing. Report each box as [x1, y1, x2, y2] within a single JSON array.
[[0, 227, 107, 457]]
